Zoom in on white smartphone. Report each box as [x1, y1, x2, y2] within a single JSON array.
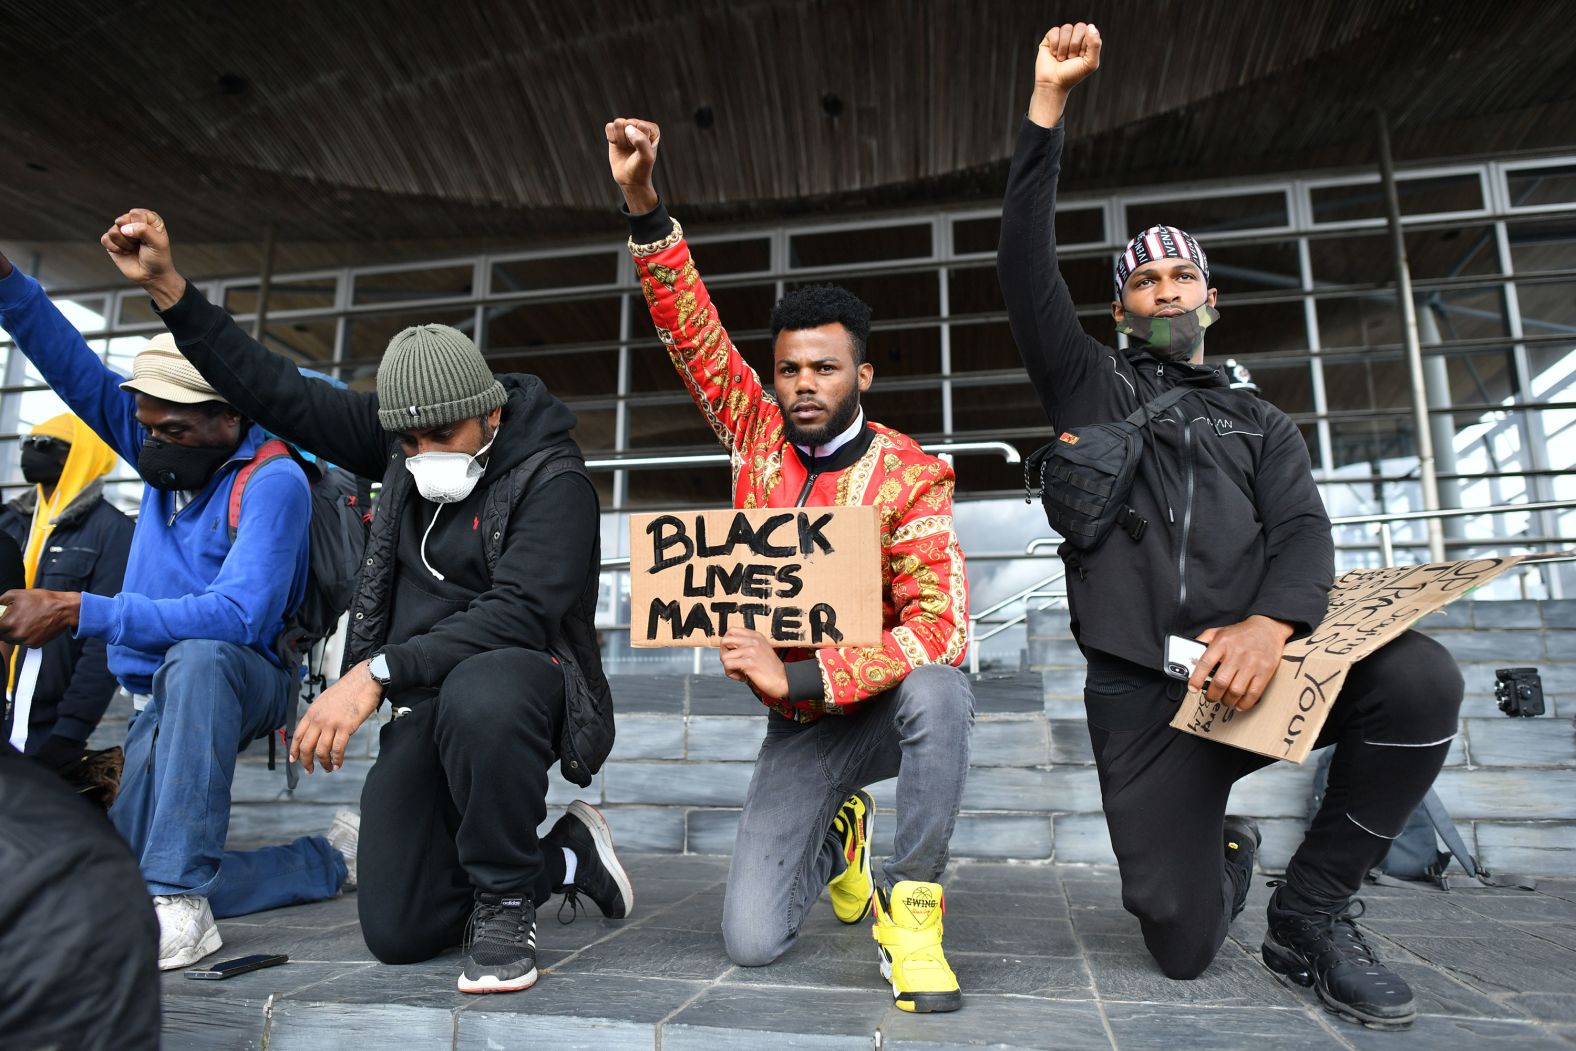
[[1163, 634, 1209, 682]]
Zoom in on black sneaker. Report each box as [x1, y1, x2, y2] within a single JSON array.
[[1223, 815, 1261, 920], [544, 800, 634, 923], [1262, 889, 1415, 1029], [457, 894, 538, 994]]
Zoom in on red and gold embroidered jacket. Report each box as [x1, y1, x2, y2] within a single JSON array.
[[628, 214, 970, 721]]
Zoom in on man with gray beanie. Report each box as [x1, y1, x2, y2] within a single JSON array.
[[101, 208, 629, 995], [0, 251, 352, 973], [994, 24, 1465, 1029]]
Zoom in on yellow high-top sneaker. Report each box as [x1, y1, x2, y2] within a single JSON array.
[[827, 791, 875, 923], [872, 880, 962, 1013]]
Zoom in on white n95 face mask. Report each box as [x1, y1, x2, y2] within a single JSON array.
[[405, 434, 494, 504]]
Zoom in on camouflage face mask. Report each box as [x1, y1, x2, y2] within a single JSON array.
[[1116, 303, 1220, 362]]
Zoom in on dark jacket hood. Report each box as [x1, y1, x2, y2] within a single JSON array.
[[474, 374, 579, 485]]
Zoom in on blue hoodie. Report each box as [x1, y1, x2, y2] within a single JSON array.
[[0, 270, 309, 694]]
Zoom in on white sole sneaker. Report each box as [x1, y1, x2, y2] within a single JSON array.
[[567, 800, 635, 917], [457, 967, 539, 994], [159, 922, 223, 972]]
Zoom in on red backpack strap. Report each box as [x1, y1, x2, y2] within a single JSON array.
[[227, 438, 295, 543]]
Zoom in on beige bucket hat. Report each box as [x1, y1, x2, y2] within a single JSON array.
[[117, 333, 227, 405]]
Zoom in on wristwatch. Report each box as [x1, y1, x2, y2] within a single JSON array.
[[368, 651, 393, 688]]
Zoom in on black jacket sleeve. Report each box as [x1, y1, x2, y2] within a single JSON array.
[[1248, 411, 1336, 635], [52, 505, 132, 744], [156, 282, 389, 480], [379, 471, 599, 689], [997, 118, 1114, 427]]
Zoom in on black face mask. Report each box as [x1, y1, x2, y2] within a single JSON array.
[[1116, 303, 1221, 362], [20, 444, 67, 487], [137, 438, 236, 492]]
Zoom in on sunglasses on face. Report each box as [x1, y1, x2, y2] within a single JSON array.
[[22, 436, 70, 453]]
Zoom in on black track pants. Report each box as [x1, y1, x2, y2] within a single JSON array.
[[1083, 630, 1462, 979], [356, 648, 568, 965]]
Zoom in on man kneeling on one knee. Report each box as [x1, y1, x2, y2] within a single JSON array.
[[99, 209, 630, 995], [0, 252, 350, 972], [606, 116, 976, 1013]]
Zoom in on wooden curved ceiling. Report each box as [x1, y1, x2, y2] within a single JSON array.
[[3, 0, 1574, 285]]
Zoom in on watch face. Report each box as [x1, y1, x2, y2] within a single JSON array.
[[370, 655, 390, 683]]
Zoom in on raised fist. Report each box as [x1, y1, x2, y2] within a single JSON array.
[[101, 208, 175, 287], [1035, 22, 1102, 93], [605, 117, 661, 213]]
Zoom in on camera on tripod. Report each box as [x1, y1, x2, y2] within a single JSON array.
[[1494, 667, 1544, 718]]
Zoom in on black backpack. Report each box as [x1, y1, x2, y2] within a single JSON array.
[[227, 439, 370, 663], [1309, 746, 1535, 891], [1024, 385, 1194, 550]]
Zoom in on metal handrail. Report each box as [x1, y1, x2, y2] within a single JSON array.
[[585, 440, 1020, 472]]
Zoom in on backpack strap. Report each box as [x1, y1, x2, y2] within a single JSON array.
[[1419, 790, 1538, 891], [227, 438, 295, 543], [1122, 383, 1196, 427]]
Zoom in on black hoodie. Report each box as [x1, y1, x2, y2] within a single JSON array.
[[156, 283, 598, 700], [997, 118, 1334, 671]]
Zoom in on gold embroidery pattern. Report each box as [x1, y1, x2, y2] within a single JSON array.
[[629, 218, 685, 257]]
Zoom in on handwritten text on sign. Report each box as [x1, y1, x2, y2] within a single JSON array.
[[1171, 556, 1524, 763], [629, 506, 882, 648]]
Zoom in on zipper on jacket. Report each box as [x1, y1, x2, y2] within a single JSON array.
[[1177, 416, 1196, 614], [794, 473, 819, 507]]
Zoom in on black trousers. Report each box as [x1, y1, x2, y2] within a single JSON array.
[[1084, 630, 1463, 979], [357, 648, 567, 965], [0, 747, 160, 1050]]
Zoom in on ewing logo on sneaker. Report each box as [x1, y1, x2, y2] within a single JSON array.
[[903, 888, 940, 924]]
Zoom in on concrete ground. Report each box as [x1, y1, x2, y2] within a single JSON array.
[[161, 854, 1576, 1050]]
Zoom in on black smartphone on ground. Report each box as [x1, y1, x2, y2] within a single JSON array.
[[184, 953, 288, 980]]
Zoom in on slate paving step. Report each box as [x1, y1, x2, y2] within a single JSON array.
[[156, 856, 1576, 1051]]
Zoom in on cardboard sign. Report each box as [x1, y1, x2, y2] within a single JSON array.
[[629, 506, 882, 648], [1171, 555, 1526, 763]]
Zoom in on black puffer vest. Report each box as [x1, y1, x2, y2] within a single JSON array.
[[346, 443, 613, 787]]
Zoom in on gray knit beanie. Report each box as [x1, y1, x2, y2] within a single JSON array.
[[375, 324, 507, 431]]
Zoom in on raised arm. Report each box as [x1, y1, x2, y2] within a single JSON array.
[[100, 209, 389, 479], [607, 118, 777, 456], [997, 23, 1113, 422]]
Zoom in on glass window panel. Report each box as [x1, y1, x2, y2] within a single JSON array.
[[950, 319, 1024, 373], [688, 238, 771, 276], [1514, 279, 1576, 335], [1507, 164, 1576, 208], [789, 223, 932, 268], [868, 325, 940, 377], [1440, 350, 1518, 405], [1201, 299, 1309, 357], [623, 464, 734, 509], [1125, 190, 1288, 236], [1236, 362, 1315, 415], [1423, 286, 1507, 342], [491, 251, 618, 293], [1328, 417, 1417, 470], [1308, 232, 1390, 285], [1311, 174, 1483, 224], [1322, 357, 1412, 411], [568, 408, 616, 455], [625, 401, 721, 450], [950, 380, 1050, 434], [1205, 242, 1301, 294], [950, 442, 1037, 496], [498, 348, 619, 399], [952, 216, 1001, 256], [343, 307, 476, 370], [864, 382, 942, 438], [352, 264, 473, 306], [703, 283, 778, 337], [1317, 296, 1400, 350], [486, 295, 622, 350], [947, 265, 1003, 315], [261, 318, 338, 369], [225, 278, 337, 314], [787, 271, 938, 323], [117, 292, 160, 327], [953, 208, 1102, 256], [1528, 344, 1575, 396], [1507, 216, 1576, 273], [1407, 225, 1501, 280]]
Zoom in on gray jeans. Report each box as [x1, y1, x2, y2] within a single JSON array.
[[721, 663, 976, 966]]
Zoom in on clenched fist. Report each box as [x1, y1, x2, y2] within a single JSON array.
[[101, 207, 187, 309], [1028, 22, 1103, 128], [605, 117, 661, 214]]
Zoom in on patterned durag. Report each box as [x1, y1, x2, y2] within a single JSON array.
[[1113, 225, 1209, 297]]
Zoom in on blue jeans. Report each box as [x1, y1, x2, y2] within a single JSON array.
[[108, 639, 346, 918], [721, 664, 976, 967]]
